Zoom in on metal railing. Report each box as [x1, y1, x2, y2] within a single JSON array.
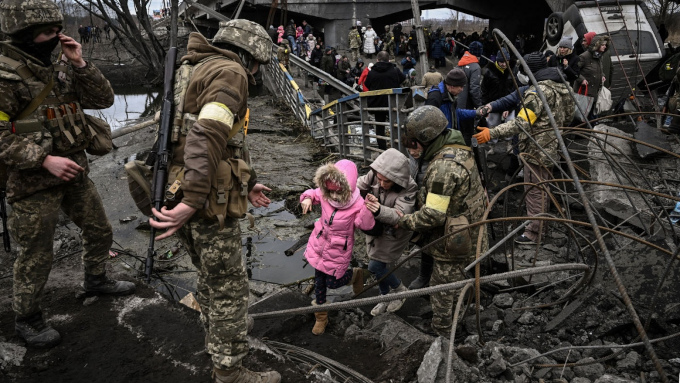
[[309, 88, 413, 164], [262, 57, 311, 127]]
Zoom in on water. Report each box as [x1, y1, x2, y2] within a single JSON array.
[[245, 201, 313, 285], [85, 85, 161, 131]]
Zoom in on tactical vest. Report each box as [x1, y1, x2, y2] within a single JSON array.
[[0, 54, 95, 156]]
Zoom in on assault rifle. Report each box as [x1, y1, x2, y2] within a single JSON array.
[[145, 46, 178, 283], [0, 189, 10, 252], [471, 135, 495, 240]]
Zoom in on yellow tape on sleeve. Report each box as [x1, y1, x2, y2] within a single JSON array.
[[0, 111, 9, 121], [425, 193, 450, 213], [517, 108, 537, 124], [198, 102, 234, 128]]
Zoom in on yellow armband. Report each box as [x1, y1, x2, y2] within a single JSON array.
[[425, 193, 450, 213], [517, 107, 537, 124], [0, 111, 9, 121]]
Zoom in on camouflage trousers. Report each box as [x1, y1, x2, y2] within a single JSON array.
[[177, 216, 248, 369], [8, 177, 112, 318], [383, 42, 395, 60], [350, 48, 360, 63], [430, 259, 468, 335]]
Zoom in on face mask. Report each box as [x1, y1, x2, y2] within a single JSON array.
[[14, 35, 60, 66]]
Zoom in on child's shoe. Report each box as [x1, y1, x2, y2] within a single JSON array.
[[386, 283, 408, 313]]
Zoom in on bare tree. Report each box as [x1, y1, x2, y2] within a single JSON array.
[[645, 0, 679, 25], [72, 0, 170, 82]]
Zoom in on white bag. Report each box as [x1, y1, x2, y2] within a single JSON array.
[[595, 86, 612, 114], [574, 84, 594, 123]]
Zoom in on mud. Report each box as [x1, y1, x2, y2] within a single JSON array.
[[1, 48, 680, 383]]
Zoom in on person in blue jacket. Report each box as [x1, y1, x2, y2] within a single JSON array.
[[424, 68, 477, 135]]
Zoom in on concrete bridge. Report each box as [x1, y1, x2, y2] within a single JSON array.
[[182, 0, 574, 49]]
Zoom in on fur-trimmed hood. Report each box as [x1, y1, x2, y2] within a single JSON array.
[[314, 159, 358, 206]]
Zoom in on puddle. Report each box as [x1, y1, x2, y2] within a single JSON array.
[[245, 201, 313, 285]]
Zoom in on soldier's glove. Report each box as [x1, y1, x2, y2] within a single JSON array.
[[473, 126, 491, 144]]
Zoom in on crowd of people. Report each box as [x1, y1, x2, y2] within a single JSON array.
[[77, 23, 111, 43], [0, 0, 631, 381]]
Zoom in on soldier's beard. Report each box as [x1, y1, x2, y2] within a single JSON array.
[[13, 36, 60, 66]]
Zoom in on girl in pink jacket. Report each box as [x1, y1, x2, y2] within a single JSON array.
[[300, 159, 375, 335]]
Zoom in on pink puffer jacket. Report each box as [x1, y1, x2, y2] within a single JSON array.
[[301, 160, 375, 277]]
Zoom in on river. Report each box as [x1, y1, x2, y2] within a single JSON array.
[[86, 85, 161, 131]]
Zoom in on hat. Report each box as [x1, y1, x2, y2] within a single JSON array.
[[496, 48, 510, 62], [444, 68, 467, 87], [524, 51, 547, 74], [429, 65, 436, 72], [583, 31, 596, 47], [469, 41, 483, 57], [558, 36, 573, 49], [368, 62, 374, 69], [357, 20, 362, 26]]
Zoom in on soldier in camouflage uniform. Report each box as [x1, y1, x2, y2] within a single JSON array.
[[276, 39, 290, 71], [474, 52, 575, 245], [0, 0, 136, 349], [148, 20, 280, 383], [382, 25, 395, 61], [348, 26, 362, 63], [397, 106, 488, 337]]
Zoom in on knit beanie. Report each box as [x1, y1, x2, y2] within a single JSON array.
[[469, 41, 483, 57], [496, 48, 510, 62], [444, 68, 467, 86], [524, 52, 547, 74], [583, 31, 596, 47], [558, 36, 573, 49]]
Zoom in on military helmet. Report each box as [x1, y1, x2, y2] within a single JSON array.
[[213, 19, 272, 64], [405, 106, 448, 145], [0, 0, 63, 36], [384, 25, 390, 31]]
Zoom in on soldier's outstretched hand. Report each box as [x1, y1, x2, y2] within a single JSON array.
[[150, 203, 197, 240], [248, 183, 271, 208], [58, 33, 86, 68]]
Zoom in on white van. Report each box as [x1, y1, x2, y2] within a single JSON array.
[[544, 0, 664, 102]]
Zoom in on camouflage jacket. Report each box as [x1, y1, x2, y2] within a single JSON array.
[[0, 42, 114, 202], [348, 30, 362, 49], [398, 130, 487, 262], [383, 31, 395, 49], [489, 74, 574, 167], [277, 45, 290, 67]]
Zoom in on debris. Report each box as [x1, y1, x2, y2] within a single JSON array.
[[83, 296, 99, 306], [179, 292, 201, 312], [119, 216, 138, 223]]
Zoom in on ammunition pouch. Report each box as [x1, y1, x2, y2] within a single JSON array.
[[84, 114, 113, 156], [443, 214, 472, 261], [197, 158, 251, 230]]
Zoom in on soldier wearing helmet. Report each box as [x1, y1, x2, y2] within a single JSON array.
[[397, 105, 487, 337], [0, 0, 135, 349], [147, 20, 279, 383]]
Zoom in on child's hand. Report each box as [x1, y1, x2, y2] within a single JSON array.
[[301, 198, 312, 214]]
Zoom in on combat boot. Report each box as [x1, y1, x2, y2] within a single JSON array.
[[15, 312, 61, 349], [386, 283, 408, 313], [213, 365, 281, 383], [83, 273, 136, 295], [408, 254, 433, 289], [349, 267, 364, 295]]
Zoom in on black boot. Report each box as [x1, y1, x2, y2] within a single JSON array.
[[408, 253, 433, 289], [15, 312, 61, 348], [83, 273, 136, 295]]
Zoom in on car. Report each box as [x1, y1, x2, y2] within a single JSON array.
[[543, 0, 664, 104]]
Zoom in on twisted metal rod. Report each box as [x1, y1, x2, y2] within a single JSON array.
[[493, 29, 668, 383]]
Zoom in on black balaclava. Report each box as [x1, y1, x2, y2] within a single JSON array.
[[11, 24, 62, 66]]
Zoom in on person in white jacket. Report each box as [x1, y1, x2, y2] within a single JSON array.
[[363, 25, 378, 58]]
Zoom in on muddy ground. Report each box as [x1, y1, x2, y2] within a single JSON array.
[[1, 39, 680, 383]]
